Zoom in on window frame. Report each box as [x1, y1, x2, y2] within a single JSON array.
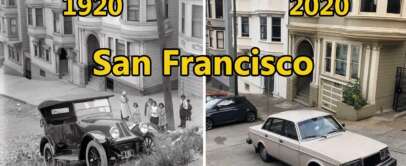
[[260, 16, 267, 40], [146, 0, 157, 22], [360, 0, 377, 13], [241, 16, 249, 37], [387, 0, 402, 14], [322, 39, 363, 81], [271, 17, 281, 42], [35, 8, 44, 27], [127, 0, 140, 22], [216, 31, 224, 49]]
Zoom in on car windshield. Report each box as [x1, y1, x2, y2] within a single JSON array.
[[298, 115, 344, 140], [74, 99, 111, 117], [206, 98, 221, 110]]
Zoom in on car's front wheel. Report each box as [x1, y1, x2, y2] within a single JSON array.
[[43, 143, 54, 166], [86, 140, 108, 166], [258, 144, 271, 162], [143, 135, 154, 154]]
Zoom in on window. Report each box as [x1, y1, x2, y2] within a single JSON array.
[[181, 3, 185, 34], [361, 0, 376, 12], [116, 40, 125, 55], [27, 8, 33, 25], [74, 99, 111, 117], [241, 17, 249, 37], [8, 46, 19, 63], [127, 0, 140, 21], [64, 17, 72, 34], [1, 0, 4, 5], [350, 46, 360, 79], [284, 121, 298, 140], [40, 69, 46, 77], [215, 0, 223, 18], [192, 5, 203, 38], [53, 12, 60, 33], [335, 43, 348, 76], [269, 118, 284, 135], [216, 31, 224, 49], [217, 99, 235, 107], [45, 49, 50, 62], [10, 18, 17, 35], [36, 8, 43, 27], [164, 0, 169, 18], [272, 17, 281, 42], [325, 42, 332, 72], [387, 0, 401, 14], [2, 18, 5, 33], [260, 16, 267, 40], [146, 0, 156, 22], [209, 30, 213, 47], [8, 0, 15, 6], [207, 0, 212, 18]]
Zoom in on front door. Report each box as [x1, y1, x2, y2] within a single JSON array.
[[278, 120, 300, 166], [261, 118, 281, 159], [212, 98, 238, 124], [24, 56, 31, 79]]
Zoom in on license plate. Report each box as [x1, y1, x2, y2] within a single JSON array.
[[121, 150, 135, 159]]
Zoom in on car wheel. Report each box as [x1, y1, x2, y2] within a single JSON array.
[[86, 140, 108, 166], [143, 135, 155, 154], [258, 144, 271, 162], [246, 112, 256, 122], [43, 143, 54, 166], [206, 119, 213, 130]]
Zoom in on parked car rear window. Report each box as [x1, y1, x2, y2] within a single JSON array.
[[74, 99, 111, 116], [284, 121, 298, 140], [263, 118, 284, 135], [298, 115, 343, 140]]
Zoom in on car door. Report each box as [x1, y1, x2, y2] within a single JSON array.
[[210, 98, 238, 124], [260, 118, 283, 160], [46, 105, 72, 150], [279, 120, 300, 166]]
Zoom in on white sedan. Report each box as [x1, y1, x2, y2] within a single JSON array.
[[246, 110, 397, 166]]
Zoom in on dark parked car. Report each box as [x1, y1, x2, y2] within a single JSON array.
[[206, 96, 257, 130], [38, 94, 154, 166]]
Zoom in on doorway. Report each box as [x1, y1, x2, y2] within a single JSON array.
[[295, 40, 314, 99], [59, 48, 69, 77], [86, 34, 100, 82]]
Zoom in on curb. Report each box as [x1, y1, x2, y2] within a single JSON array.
[[0, 93, 30, 105]]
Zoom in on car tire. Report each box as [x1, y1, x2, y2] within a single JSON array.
[[143, 135, 155, 154], [258, 144, 271, 162], [43, 143, 55, 166], [246, 112, 256, 122], [86, 140, 108, 166], [206, 119, 213, 130]]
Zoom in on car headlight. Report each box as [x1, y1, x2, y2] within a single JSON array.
[[380, 148, 390, 161], [341, 159, 362, 166], [139, 123, 149, 134], [110, 126, 120, 139]]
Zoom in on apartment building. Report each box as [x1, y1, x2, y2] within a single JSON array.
[[288, 0, 406, 113], [73, 0, 179, 95], [1, 0, 29, 77], [25, 0, 74, 80], [178, 0, 203, 97], [235, 0, 289, 97]]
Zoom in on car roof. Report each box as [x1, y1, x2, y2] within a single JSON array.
[[38, 93, 114, 111], [268, 110, 331, 123]]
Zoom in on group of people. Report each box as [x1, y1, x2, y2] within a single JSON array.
[[119, 91, 193, 131]]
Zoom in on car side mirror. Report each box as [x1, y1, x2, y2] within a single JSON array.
[[341, 123, 346, 127]]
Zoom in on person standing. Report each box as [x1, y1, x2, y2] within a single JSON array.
[[186, 99, 192, 121], [144, 98, 153, 123], [150, 101, 159, 127], [120, 91, 131, 121], [158, 103, 167, 132], [179, 95, 187, 128], [131, 102, 142, 124]]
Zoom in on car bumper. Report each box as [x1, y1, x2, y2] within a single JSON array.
[[106, 136, 143, 160], [378, 157, 397, 166]]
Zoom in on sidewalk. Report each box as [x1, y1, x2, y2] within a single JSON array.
[[0, 72, 203, 129]]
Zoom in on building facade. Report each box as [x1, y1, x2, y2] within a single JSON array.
[[25, 0, 74, 80], [235, 0, 289, 97], [1, 0, 29, 77], [288, 0, 406, 113], [178, 0, 203, 97]]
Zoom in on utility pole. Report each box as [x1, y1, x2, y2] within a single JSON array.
[[233, 0, 238, 96], [225, 0, 238, 96]]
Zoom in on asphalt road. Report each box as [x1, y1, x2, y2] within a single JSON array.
[[206, 121, 287, 166], [206, 120, 406, 166]]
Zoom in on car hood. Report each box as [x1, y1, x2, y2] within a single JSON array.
[[79, 113, 123, 125], [301, 131, 387, 164]]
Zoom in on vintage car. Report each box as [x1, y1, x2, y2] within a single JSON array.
[[38, 94, 155, 166], [246, 110, 397, 166]]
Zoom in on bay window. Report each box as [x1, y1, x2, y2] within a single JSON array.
[[324, 41, 362, 80], [127, 0, 140, 21]]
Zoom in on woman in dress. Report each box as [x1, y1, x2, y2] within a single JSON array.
[[149, 101, 159, 127], [131, 102, 142, 124], [120, 91, 131, 121], [158, 103, 167, 132]]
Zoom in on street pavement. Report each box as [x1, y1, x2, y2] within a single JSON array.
[[207, 93, 406, 166]]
